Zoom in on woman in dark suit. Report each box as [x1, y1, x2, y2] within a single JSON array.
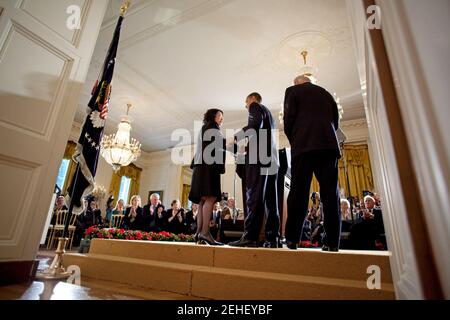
[[123, 195, 144, 230], [153, 203, 166, 232], [189, 109, 226, 245]]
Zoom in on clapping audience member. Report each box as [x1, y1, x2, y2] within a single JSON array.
[[143, 193, 161, 232], [154, 203, 166, 232], [112, 199, 126, 215], [104, 195, 114, 226], [166, 199, 185, 234], [51, 195, 68, 225], [123, 195, 143, 230], [185, 203, 199, 235], [349, 195, 386, 250], [210, 202, 222, 240]]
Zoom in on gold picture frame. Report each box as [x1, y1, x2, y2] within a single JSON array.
[[148, 190, 164, 205]]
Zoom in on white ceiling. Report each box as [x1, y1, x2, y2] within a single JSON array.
[[75, 0, 365, 152]]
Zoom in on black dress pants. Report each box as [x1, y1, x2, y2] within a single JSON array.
[[285, 151, 341, 247], [244, 165, 280, 241]]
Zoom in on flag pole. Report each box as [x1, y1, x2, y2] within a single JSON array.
[[36, 164, 81, 280], [35, 1, 130, 281]]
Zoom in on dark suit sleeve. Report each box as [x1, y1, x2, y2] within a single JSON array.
[[283, 87, 296, 139], [332, 98, 339, 131], [235, 103, 263, 142]]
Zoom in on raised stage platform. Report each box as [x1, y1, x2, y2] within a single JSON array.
[[63, 239, 395, 300]]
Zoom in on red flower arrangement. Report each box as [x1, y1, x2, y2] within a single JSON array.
[[84, 226, 195, 242]]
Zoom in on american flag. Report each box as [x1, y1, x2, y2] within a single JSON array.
[[66, 15, 124, 212]]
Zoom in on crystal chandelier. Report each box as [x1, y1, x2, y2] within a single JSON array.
[[100, 103, 141, 171]]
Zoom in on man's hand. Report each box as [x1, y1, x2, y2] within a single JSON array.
[[226, 136, 236, 150], [363, 209, 374, 220]]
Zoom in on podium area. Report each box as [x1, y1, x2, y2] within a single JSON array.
[[63, 239, 394, 300]]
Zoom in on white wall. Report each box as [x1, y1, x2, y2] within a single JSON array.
[[377, 0, 450, 298], [137, 150, 182, 208]]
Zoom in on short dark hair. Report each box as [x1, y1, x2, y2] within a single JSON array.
[[106, 195, 114, 206], [247, 92, 262, 103], [203, 108, 223, 125]]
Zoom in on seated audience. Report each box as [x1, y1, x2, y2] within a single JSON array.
[[184, 203, 199, 235], [51, 195, 68, 225], [104, 195, 114, 225], [154, 203, 167, 232], [123, 195, 144, 230], [349, 195, 386, 250], [221, 197, 243, 220], [166, 199, 185, 234], [109, 198, 126, 228], [339, 198, 354, 249], [75, 195, 103, 245], [77, 195, 103, 229], [210, 202, 221, 240], [112, 199, 126, 215], [341, 199, 352, 222], [300, 218, 312, 242], [143, 193, 161, 232], [307, 192, 324, 246]]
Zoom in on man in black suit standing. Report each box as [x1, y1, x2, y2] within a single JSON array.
[[143, 193, 161, 231], [228, 92, 280, 248], [283, 76, 341, 251]]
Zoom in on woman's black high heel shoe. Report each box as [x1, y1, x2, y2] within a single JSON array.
[[198, 234, 224, 246]]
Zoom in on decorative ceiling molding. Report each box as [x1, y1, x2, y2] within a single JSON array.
[[240, 27, 352, 74], [103, 0, 236, 51], [341, 118, 367, 129]]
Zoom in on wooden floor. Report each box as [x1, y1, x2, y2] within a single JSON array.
[[0, 279, 205, 300], [0, 249, 200, 300]]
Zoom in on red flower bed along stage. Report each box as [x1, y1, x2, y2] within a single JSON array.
[[84, 226, 195, 242]]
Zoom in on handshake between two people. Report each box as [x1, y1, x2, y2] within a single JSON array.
[[225, 136, 246, 156]]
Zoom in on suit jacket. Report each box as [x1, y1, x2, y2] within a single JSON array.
[[283, 82, 341, 159], [166, 208, 185, 234], [124, 206, 143, 230], [77, 208, 102, 229], [142, 203, 157, 231], [235, 102, 279, 168]]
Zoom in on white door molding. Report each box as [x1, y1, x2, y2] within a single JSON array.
[[376, 0, 450, 298], [0, 0, 108, 262]]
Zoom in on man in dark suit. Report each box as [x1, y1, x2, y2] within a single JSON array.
[[284, 76, 341, 251], [142, 193, 161, 231], [228, 92, 280, 248]]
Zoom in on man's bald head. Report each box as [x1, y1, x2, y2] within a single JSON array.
[[294, 75, 311, 85]]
